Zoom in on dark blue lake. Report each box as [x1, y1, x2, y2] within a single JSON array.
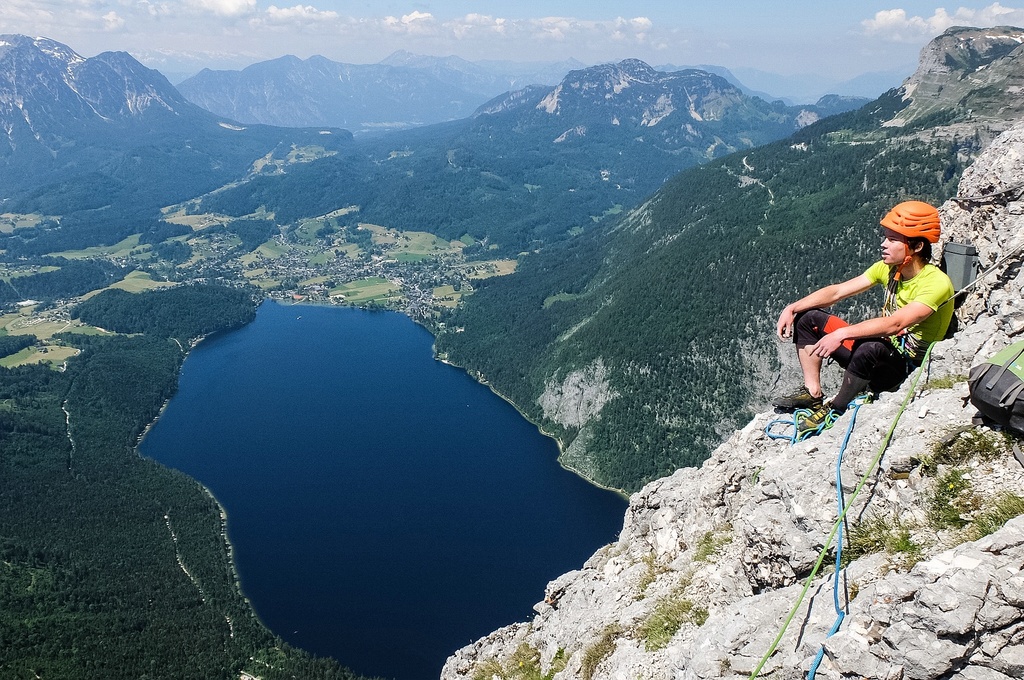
[[140, 301, 627, 680]]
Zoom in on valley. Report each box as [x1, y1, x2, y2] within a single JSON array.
[[3, 23, 1024, 680]]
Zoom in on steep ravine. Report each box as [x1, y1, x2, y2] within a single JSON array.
[[441, 123, 1024, 679]]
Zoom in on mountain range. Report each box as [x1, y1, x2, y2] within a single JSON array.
[[0, 34, 364, 254], [197, 58, 867, 253], [177, 51, 585, 133], [175, 51, 878, 134]]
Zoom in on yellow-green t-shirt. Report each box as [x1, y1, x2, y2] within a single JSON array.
[[864, 261, 954, 360]]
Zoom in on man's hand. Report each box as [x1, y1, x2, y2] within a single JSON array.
[[776, 305, 796, 340], [808, 329, 849, 358]]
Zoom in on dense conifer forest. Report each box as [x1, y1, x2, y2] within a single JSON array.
[[0, 260, 125, 306], [72, 284, 258, 341]]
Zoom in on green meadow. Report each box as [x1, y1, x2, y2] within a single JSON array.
[[329, 277, 402, 304]]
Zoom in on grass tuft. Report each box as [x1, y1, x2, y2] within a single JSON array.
[[924, 373, 967, 390], [845, 514, 923, 570], [472, 643, 565, 680], [636, 553, 666, 598], [928, 468, 980, 530], [970, 493, 1024, 540], [921, 428, 1012, 476], [580, 625, 621, 680], [638, 590, 708, 651], [693, 527, 733, 563]]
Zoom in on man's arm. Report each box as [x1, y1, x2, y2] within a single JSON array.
[[808, 301, 935, 358], [776, 274, 875, 340]]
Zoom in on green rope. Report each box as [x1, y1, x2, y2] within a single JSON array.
[[747, 343, 935, 679]]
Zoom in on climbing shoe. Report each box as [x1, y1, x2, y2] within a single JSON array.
[[795, 403, 840, 441], [772, 387, 824, 412]]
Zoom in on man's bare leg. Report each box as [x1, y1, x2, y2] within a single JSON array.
[[797, 345, 824, 398]]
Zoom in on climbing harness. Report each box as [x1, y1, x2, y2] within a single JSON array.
[[749, 345, 935, 680]]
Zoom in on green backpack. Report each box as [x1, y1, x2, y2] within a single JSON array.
[[969, 339, 1024, 435]]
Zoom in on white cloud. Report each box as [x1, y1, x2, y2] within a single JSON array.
[[452, 13, 507, 38], [102, 11, 125, 31], [261, 5, 340, 26], [0, 0, 56, 26], [0, 3, 662, 63], [185, 0, 257, 18], [627, 16, 651, 43], [383, 11, 437, 35], [137, 1, 174, 19], [862, 3, 1024, 42], [534, 17, 576, 41], [628, 17, 653, 32]]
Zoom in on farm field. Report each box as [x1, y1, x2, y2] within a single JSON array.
[[329, 277, 402, 304], [50, 234, 142, 260]]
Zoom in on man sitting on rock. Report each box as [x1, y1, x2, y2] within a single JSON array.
[[773, 200, 955, 438]]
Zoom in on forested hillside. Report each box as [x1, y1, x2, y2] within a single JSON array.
[[435, 90, 977, 492], [0, 285, 364, 679]]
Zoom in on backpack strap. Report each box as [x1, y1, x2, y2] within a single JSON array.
[[985, 344, 1024, 390], [999, 381, 1024, 408]]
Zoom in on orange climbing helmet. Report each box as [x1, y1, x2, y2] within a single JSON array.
[[879, 200, 941, 243]]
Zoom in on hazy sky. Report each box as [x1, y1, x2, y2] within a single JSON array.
[[4, 1, 1024, 79]]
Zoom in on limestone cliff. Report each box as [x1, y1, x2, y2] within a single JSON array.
[[441, 124, 1024, 679], [886, 25, 1024, 132]]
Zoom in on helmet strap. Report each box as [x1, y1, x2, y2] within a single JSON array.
[[893, 239, 918, 281]]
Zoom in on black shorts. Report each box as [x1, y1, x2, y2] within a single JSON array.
[[794, 309, 914, 393]]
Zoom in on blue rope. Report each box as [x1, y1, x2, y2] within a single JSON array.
[[806, 396, 867, 678], [764, 407, 839, 444], [751, 345, 933, 680]]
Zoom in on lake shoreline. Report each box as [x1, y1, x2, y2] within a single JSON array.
[[434, 352, 629, 499], [279, 297, 630, 498], [139, 299, 627, 680], [132, 328, 269, 631]]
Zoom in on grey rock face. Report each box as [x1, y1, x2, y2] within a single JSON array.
[[537, 359, 618, 430], [442, 125, 1024, 680], [888, 26, 1024, 132]]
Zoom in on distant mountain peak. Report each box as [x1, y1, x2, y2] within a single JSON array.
[[1, 34, 79, 58], [917, 25, 1024, 77], [0, 34, 191, 132], [178, 52, 585, 131], [884, 24, 1024, 130], [531, 59, 741, 126], [886, 25, 1024, 129]]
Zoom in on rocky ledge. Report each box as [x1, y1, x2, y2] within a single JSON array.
[[442, 125, 1024, 679]]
